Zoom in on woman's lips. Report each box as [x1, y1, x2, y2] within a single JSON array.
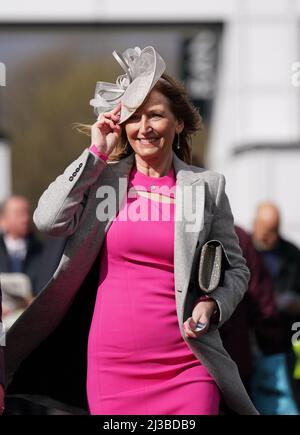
[[138, 138, 159, 145]]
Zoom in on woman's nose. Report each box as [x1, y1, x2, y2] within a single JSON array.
[[138, 116, 151, 135]]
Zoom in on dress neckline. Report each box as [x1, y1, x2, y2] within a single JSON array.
[[128, 165, 176, 197], [130, 165, 175, 181]]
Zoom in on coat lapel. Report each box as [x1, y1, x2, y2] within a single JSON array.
[[172, 154, 205, 326]]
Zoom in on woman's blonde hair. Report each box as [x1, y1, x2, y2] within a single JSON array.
[[74, 73, 203, 164]]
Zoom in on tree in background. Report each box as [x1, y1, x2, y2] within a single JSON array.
[[6, 49, 116, 208]]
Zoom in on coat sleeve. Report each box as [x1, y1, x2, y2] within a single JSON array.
[[33, 148, 108, 237], [208, 174, 250, 328]]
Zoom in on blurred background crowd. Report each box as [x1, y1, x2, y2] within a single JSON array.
[[1, 0, 300, 415]]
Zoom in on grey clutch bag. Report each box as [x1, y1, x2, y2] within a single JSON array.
[[196, 240, 231, 293]]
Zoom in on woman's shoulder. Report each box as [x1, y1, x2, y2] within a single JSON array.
[[184, 163, 227, 204], [186, 163, 225, 184]]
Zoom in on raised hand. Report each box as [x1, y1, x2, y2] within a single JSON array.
[[90, 102, 122, 157]]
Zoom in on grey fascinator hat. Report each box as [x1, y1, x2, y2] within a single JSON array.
[[89, 46, 166, 124]]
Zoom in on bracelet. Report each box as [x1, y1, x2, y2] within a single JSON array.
[[89, 144, 109, 162], [193, 295, 213, 306]]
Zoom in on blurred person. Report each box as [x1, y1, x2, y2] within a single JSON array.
[[0, 287, 5, 415], [220, 225, 284, 391], [221, 226, 298, 414], [0, 202, 4, 232], [5, 46, 257, 415], [252, 201, 300, 408], [252, 202, 300, 339], [0, 196, 43, 327]]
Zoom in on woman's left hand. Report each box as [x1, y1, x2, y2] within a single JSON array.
[[183, 300, 216, 339]]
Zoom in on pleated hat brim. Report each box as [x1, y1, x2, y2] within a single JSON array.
[[119, 47, 166, 123]]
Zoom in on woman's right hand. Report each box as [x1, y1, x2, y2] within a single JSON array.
[[90, 102, 122, 156]]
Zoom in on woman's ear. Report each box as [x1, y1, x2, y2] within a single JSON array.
[[175, 120, 184, 134]]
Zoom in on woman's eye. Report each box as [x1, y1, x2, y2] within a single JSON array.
[[129, 115, 140, 122], [152, 113, 162, 118]]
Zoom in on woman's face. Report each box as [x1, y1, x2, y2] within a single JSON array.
[[124, 89, 183, 160]]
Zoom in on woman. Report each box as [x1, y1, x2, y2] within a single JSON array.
[[5, 46, 258, 415]]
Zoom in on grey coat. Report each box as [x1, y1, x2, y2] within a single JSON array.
[[5, 148, 259, 415]]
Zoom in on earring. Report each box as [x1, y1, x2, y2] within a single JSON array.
[[176, 133, 180, 150]]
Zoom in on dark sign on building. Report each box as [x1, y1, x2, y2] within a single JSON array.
[[181, 24, 223, 124]]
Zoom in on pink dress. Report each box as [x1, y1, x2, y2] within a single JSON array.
[[86, 164, 220, 415]]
